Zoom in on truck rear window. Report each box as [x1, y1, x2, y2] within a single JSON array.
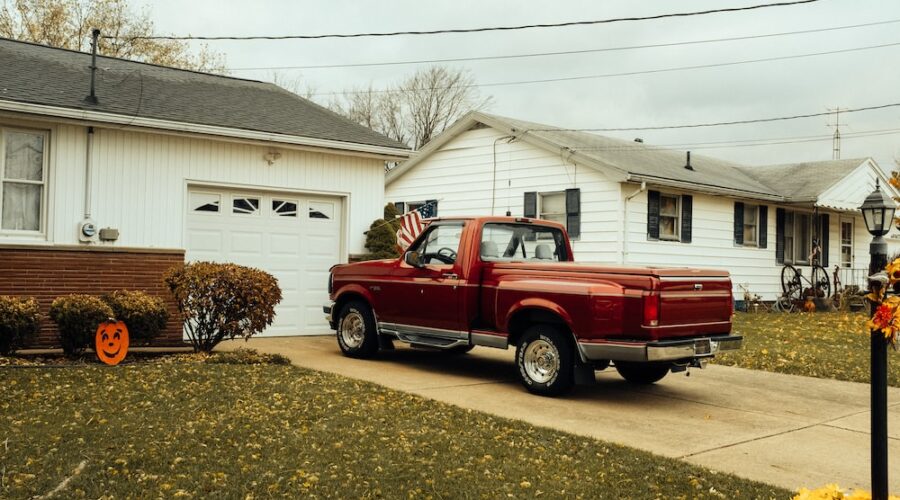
[[480, 223, 568, 262]]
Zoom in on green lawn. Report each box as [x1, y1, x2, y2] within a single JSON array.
[[715, 312, 900, 387], [1, 357, 788, 499]]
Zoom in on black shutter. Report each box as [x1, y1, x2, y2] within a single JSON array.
[[565, 188, 581, 238], [734, 202, 744, 245], [680, 195, 692, 243], [820, 213, 829, 267], [524, 192, 537, 218], [647, 190, 660, 240], [758, 205, 768, 249], [394, 202, 405, 213], [426, 199, 438, 217], [775, 208, 785, 264]]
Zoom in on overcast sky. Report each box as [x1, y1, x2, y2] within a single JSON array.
[[148, 0, 900, 168]]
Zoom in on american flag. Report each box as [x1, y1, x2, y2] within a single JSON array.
[[396, 210, 425, 251]]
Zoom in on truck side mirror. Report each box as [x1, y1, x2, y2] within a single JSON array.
[[404, 251, 424, 268]]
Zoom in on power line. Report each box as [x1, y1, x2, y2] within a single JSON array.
[[311, 41, 900, 96], [103, 0, 819, 41], [228, 18, 900, 72], [522, 101, 900, 132]]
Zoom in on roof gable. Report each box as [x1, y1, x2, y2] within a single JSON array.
[[0, 37, 408, 152]]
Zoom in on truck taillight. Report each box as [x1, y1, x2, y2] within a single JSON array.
[[643, 293, 659, 327], [328, 272, 333, 294]]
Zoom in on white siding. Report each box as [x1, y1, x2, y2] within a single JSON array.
[[386, 127, 623, 263], [1, 120, 385, 257]]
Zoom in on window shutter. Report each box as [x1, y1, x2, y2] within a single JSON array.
[[680, 195, 692, 243], [647, 190, 660, 240], [820, 213, 829, 267], [425, 199, 438, 217], [523, 192, 537, 218], [758, 205, 768, 249], [733, 202, 744, 245], [394, 202, 406, 213], [775, 208, 785, 263], [565, 188, 581, 238]]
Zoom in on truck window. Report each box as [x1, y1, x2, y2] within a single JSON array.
[[410, 223, 464, 265], [480, 223, 568, 262]]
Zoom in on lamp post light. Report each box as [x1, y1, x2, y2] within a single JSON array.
[[860, 178, 896, 500]]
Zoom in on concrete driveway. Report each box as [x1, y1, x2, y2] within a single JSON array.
[[223, 335, 900, 493]]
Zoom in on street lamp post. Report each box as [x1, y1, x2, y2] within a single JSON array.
[[860, 179, 895, 500]]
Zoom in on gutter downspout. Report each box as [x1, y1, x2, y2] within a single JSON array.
[[491, 135, 514, 216], [622, 181, 646, 264], [84, 126, 94, 220]]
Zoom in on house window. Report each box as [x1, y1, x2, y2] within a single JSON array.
[[272, 199, 297, 217], [1, 128, 47, 232], [309, 201, 334, 220], [539, 192, 566, 227], [232, 197, 260, 215], [783, 210, 812, 265], [191, 192, 221, 213], [401, 200, 437, 218], [840, 219, 853, 268], [743, 204, 758, 246], [659, 193, 680, 241]]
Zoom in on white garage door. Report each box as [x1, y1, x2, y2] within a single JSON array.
[[185, 187, 343, 336]]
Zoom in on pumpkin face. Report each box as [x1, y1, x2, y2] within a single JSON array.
[[95, 321, 129, 365]]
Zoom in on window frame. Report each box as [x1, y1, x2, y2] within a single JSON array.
[[0, 126, 50, 237], [782, 209, 813, 265], [840, 218, 853, 268], [742, 204, 759, 247], [408, 221, 465, 267], [658, 193, 681, 241], [538, 191, 567, 229]]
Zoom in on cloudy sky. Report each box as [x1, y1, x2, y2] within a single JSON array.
[[149, 0, 900, 168]]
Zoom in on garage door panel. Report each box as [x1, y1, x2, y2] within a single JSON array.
[[186, 187, 343, 336]]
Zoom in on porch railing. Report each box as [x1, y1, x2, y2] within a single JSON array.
[[833, 266, 870, 292]]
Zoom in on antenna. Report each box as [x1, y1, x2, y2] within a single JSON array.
[[826, 106, 848, 159], [85, 28, 101, 104]]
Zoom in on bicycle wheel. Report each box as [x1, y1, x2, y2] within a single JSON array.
[[781, 265, 802, 301], [811, 265, 831, 298], [774, 295, 796, 313]]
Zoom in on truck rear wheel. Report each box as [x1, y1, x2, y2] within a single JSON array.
[[515, 326, 575, 396], [614, 361, 670, 384], [336, 300, 379, 359]]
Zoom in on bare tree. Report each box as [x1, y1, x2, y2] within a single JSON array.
[[268, 71, 317, 100], [331, 66, 491, 150], [0, 0, 224, 72]]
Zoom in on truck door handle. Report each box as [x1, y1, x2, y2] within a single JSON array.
[[442, 273, 458, 279]]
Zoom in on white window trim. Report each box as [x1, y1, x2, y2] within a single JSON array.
[[783, 208, 814, 266], [658, 193, 681, 242], [840, 217, 853, 268], [0, 126, 50, 238], [538, 191, 567, 232]]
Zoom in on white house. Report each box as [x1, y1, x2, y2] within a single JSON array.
[[0, 38, 409, 345], [385, 112, 896, 302]]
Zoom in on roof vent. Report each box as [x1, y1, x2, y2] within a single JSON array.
[[634, 138, 644, 143], [684, 151, 694, 171]]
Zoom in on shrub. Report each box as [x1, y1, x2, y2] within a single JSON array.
[[0, 296, 41, 355], [103, 290, 169, 345], [363, 218, 401, 260], [48, 295, 114, 356], [164, 262, 282, 353], [383, 202, 401, 230]]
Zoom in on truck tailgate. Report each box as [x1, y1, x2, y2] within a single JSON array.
[[657, 276, 732, 335]]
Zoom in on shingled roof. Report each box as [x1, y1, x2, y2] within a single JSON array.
[[737, 158, 869, 202], [0, 37, 408, 151]]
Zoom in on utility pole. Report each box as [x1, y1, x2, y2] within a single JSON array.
[[826, 106, 847, 160]]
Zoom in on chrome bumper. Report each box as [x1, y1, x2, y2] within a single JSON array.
[[323, 303, 334, 326], [578, 335, 742, 363]]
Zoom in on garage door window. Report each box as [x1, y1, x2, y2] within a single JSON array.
[[190, 192, 220, 213], [309, 201, 333, 220], [233, 197, 260, 215], [273, 199, 297, 217]]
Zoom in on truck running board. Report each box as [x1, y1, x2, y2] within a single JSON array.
[[379, 323, 470, 350]]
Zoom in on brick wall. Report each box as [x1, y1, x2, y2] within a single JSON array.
[[0, 245, 186, 348]]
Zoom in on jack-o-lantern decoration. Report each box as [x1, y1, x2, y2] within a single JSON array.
[[95, 321, 129, 365]]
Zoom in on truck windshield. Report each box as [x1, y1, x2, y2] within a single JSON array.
[[480, 223, 568, 262]]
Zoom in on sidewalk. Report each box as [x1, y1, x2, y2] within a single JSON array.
[[222, 335, 900, 493]]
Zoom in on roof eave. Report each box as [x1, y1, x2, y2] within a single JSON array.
[[0, 99, 411, 159], [627, 174, 784, 201]]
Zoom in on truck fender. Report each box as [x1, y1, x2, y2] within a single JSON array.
[[504, 298, 575, 334], [333, 284, 376, 314]]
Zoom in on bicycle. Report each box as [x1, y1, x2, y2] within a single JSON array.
[[779, 238, 831, 311]]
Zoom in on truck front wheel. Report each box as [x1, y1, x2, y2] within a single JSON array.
[[516, 326, 575, 396], [336, 301, 379, 359], [614, 361, 670, 384]]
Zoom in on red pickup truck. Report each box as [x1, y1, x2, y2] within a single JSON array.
[[325, 216, 740, 396]]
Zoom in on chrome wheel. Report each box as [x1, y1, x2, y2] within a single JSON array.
[[523, 338, 560, 384], [339, 311, 365, 349]]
